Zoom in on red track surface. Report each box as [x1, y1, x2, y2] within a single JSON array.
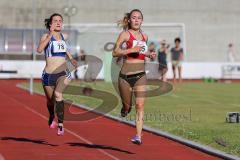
[[0, 80, 221, 160]]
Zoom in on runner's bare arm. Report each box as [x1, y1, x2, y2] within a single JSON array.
[[112, 31, 141, 57], [37, 34, 52, 53]]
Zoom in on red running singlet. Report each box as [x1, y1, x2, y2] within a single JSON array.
[[126, 31, 148, 60]]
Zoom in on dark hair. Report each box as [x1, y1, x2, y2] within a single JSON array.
[[149, 42, 155, 46], [44, 13, 63, 30], [117, 9, 143, 30], [174, 37, 181, 43]]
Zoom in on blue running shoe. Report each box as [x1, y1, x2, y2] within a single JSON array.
[[131, 135, 142, 145]]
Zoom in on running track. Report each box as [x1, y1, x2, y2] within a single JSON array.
[[0, 80, 221, 160]]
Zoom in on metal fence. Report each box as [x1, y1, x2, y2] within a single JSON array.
[[0, 28, 78, 55]]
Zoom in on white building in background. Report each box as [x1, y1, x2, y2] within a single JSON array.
[[0, 0, 240, 62]]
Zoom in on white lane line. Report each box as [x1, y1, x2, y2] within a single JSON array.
[[0, 90, 120, 160], [0, 154, 5, 160]]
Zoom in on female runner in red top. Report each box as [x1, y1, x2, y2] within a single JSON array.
[[112, 9, 156, 145]]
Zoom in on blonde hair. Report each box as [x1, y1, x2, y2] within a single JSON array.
[[117, 9, 143, 31]]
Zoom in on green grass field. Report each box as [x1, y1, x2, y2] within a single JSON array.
[[21, 81, 240, 156]]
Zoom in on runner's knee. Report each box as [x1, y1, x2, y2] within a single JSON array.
[[54, 91, 63, 101]]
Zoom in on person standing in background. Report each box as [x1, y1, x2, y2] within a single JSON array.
[[158, 40, 169, 82], [147, 42, 156, 62], [227, 43, 237, 62], [171, 37, 183, 83], [74, 49, 86, 80]]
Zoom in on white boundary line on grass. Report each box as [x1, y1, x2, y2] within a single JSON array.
[[17, 84, 240, 160], [0, 87, 120, 160]]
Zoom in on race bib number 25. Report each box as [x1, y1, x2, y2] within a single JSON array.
[[132, 40, 148, 54]]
